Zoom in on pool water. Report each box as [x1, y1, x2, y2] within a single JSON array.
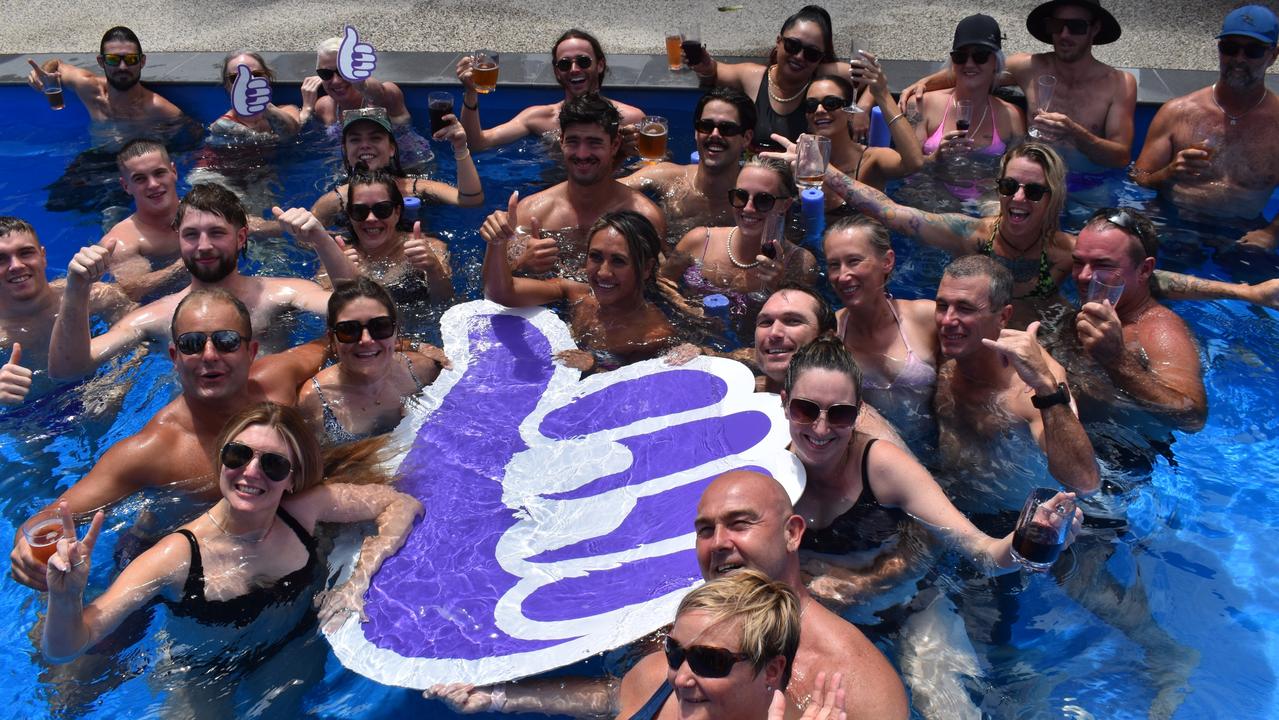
[[0, 83, 1276, 719]]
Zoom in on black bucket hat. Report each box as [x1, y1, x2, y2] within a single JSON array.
[[1027, 0, 1122, 45], [953, 14, 1003, 52]]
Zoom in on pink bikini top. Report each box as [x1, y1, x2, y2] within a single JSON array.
[[922, 98, 1007, 157]]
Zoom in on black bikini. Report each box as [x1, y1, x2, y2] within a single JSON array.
[[166, 506, 321, 627], [800, 439, 909, 555]]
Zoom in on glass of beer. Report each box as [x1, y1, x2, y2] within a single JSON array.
[[1010, 488, 1075, 572], [428, 91, 455, 134], [795, 133, 832, 188], [638, 116, 669, 164], [473, 50, 500, 94], [665, 30, 684, 71], [22, 509, 64, 565], [43, 72, 64, 111]]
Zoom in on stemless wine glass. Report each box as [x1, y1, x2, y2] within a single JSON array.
[[1010, 488, 1075, 572], [795, 133, 832, 189]]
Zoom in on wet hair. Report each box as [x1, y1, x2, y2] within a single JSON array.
[[997, 142, 1066, 241], [221, 50, 274, 83], [559, 92, 621, 137], [0, 216, 38, 242], [174, 182, 248, 232], [782, 335, 863, 404], [676, 569, 801, 691], [345, 170, 405, 243], [116, 138, 170, 173], [100, 26, 142, 56], [327, 276, 400, 332], [771, 5, 838, 65], [588, 210, 662, 287], [553, 29, 608, 83], [1083, 207, 1160, 265], [942, 254, 1013, 309], [213, 402, 323, 494], [694, 87, 757, 137], [742, 156, 797, 198], [169, 287, 253, 343], [769, 282, 836, 336]]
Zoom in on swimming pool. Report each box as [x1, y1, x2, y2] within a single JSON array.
[[0, 81, 1276, 719]]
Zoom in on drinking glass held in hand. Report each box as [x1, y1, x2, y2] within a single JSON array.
[[1011, 488, 1076, 571], [1028, 75, 1058, 140], [795, 133, 831, 189]]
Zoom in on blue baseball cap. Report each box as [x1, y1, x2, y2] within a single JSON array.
[[1217, 5, 1278, 46]]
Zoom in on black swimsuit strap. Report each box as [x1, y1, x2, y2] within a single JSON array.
[[274, 505, 316, 553], [860, 437, 878, 500], [174, 529, 204, 601]]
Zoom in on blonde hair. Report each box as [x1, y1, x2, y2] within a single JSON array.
[[676, 569, 801, 689], [317, 36, 341, 56], [997, 142, 1066, 243], [213, 403, 322, 493]]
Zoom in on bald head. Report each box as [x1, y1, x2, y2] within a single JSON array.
[[695, 470, 804, 584], [700, 470, 794, 519]]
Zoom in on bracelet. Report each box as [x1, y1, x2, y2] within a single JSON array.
[[463, 99, 478, 111], [454, 148, 471, 161], [490, 685, 507, 712], [886, 112, 905, 127]]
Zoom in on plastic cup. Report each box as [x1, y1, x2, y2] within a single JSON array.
[[665, 31, 684, 71], [1010, 488, 1075, 572], [638, 115, 669, 164], [473, 50, 500, 93], [795, 133, 832, 188], [23, 509, 64, 565], [1087, 269, 1125, 306], [43, 73, 64, 111]]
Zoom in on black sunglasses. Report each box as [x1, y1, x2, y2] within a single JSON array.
[[1046, 18, 1091, 36], [332, 315, 397, 344], [694, 119, 746, 137], [175, 330, 245, 356], [803, 95, 846, 114], [996, 177, 1051, 202], [949, 48, 994, 65], [1104, 209, 1155, 247], [787, 397, 859, 428], [349, 201, 398, 222], [225, 70, 268, 85], [728, 188, 779, 213], [315, 68, 338, 81], [664, 636, 751, 678], [780, 36, 825, 63], [554, 55, 593, 72], [221, 441, 293, 483], [101, 53, 142, 67], [1218, 40, 1270, 60]]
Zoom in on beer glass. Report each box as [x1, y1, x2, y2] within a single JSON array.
[[473, 50, 500, 93], [1010, 488, 1075, 572], [665, 30, 683, 71], [428, 91, 455, 134], [681, 23, 705, 66], [638, 116, 669, 164], [795, 134, 832, 188], [22, 509, 64, 565], [43, 72, 64, 111]]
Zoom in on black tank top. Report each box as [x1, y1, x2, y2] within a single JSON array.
[[800, 439, 909, 554], [166, 505, 321, 627]]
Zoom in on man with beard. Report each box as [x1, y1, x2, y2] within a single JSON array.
[[458, 29, 646, 152], [98, 139, 187, 301], [47, 183, 355, 379], [621, 87, 755, 239], [901, 1, 1135, 175], [1133, 5, 1279, 249], [479, 93, 666, 276], [11, 289, 325, 590], [26, 26, 185, 132], [0, 217, 133, 406]]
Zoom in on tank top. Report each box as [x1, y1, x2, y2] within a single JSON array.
[[800, 439, 909, 554]]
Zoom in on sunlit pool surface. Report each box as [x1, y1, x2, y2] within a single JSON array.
[[0, 84, 1275, 719]]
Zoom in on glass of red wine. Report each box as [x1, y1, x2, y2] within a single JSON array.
[[1010, 488, 1075, 571]]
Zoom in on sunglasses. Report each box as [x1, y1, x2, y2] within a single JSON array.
[[803, 95, 846, 114], [175, 330, 245, 356], [787, 397, 859, 428], [780, 36, 825, 63], [664, 636, 751, 678], [1218, 40, 1270, 60], [1104, 209, 1155, 247], [315, 68, 339, 81], [728, 188, 780, 213], [554, 55, 593, 72], [949, 48, 993, 65], [349, 201, 398, 222], [1046, 18, 1091, 36], [332, 315, 397, 343], [221, 441, 293, 483], [694, 119, 746, 137], [996, 177, 1051, 202], [101, 53, 143, 67], [225, 69, 268, 85]]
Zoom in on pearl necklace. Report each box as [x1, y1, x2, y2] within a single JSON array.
[[767, 65, 810, 104], [207, 509, 272, 544], [1211, 83, 1267, 125], [724, 227, 760, 269]]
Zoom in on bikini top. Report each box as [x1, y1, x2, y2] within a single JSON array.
[[626, 679, 674, 720], [799, 439, 909, 555], [979, 234, 1056, 299], [922, 97, 1007, 157], [165, 505, 320, 628], [843, 299, 936, 392], [311, 352, 425, 446]]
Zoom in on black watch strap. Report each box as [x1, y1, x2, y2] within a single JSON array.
[[1031, 382, 1070, 410]]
